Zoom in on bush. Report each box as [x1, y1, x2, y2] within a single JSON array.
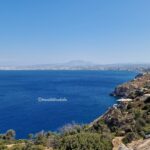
[[3, 130, 16, 141], [139, 131, 145, 138], [0, 144, 7, 150], [137, 118, 146, 126], [134, 110, 141, 119], [24, 142, 45, 150], [59, 122, 82, 136], [58, 132, 112, 150], [10, 144, 25, 150], [122, 132, 137, 144], [34, 131, 47, 146], [33, 131, 60, 148], [26, 145, 45, 150]]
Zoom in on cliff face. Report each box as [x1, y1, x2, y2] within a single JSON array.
[[112, 73, 150, 98]]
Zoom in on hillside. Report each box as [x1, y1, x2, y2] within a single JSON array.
[[112, 73, 150, 98], [90, 73, 150, 149], [0, 63, 150, 71]]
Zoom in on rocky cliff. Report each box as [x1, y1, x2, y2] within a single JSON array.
[[91, 73, 150, 150], [112, 73, 150, 98]]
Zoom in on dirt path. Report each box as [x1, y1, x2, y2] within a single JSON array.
[[112, 137, 125, 150], [7, 144, 15, 148], [6, 143, 25, 149], [128, 139, 150, 150], [6, 143, 53, 150], [113, 136, 150, 150]]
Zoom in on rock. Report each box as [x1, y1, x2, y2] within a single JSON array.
[[135, 73, 144, 79], [113, 86, 131, 98], [112, 73, 150, 98], [118, 144, 132, 150]]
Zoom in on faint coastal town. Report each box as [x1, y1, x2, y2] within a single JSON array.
[[0, 60, 150, 72]]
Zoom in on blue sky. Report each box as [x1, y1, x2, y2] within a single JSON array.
[[0, 0, 150, 65]]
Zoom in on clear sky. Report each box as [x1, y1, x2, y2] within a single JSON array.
[[0, 0, 150, 65]]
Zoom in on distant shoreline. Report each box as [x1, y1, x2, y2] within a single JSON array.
[[0, 63, 149, 72], [0, 69, 139, 72]]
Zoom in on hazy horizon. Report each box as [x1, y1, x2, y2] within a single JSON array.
[[1, 60, 150, 67], [0, 0, 150, 65]]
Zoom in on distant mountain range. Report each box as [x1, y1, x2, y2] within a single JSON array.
[[0, 60, 150, 72]]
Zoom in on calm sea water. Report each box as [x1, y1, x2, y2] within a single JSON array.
[[0, 70, 136, 138]]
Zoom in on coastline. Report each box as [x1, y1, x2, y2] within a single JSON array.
[[89, 72, 139, 127], [0, 70, 136, 139], [1, 71, 150, 150], [89, 72, 150, 149]]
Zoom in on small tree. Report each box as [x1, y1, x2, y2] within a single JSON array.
[[28, 134, 34, 140], [5, 129, 16, 140], [59, 122, 82, 136]]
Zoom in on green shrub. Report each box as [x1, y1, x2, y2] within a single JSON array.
[[10, 144, 25, 150], [58, 132, 112, 150], [0, 144, 7, 150], [134, 110, 141, 119], [59, 122, 82, 136], [34, 132, 47, 146], [122, 132, 137, 144], [137, 118, 146, 126], [24, 143, 45, 150]]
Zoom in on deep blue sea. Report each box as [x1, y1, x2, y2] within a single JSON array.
[[0, 70, 137, 138]]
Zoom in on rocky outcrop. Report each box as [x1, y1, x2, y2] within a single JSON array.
[[112, 85, 135, 98], [112, 73, 150, 98], [127, 139, 150, 150], [112, 137, 133, 150], [112, 137, 150, 150], [118, 144, 132, 150]]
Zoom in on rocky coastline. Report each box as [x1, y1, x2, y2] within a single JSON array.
[[91, 72, 150, 150]]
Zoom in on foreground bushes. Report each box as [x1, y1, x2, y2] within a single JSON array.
[[9, 144, 45, 150], [58, 132, 112, 150], [0, 144, 7, 150], [122, 132, 138, 144], [0, 131, 112, 150]]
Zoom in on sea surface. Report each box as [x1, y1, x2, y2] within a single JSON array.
[[0, 70, 137, 138]]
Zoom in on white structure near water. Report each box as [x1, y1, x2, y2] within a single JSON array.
[[117, 98, 133, 102]]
